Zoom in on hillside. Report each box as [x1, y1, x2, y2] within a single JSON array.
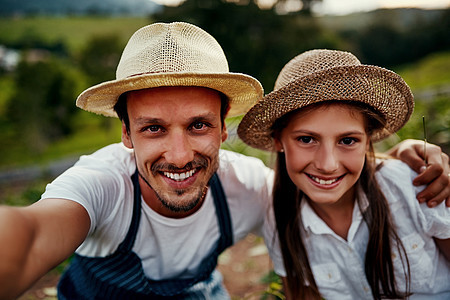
[[0, 0, 162, 16], [319, 8, 445, 32]]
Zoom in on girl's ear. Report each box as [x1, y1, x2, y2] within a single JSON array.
[[122, 122, 133, 149], [274, 138, 284, 152]]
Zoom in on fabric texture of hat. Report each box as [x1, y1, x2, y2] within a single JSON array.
[[238, 49, 414, 151], [76, 22, 263, 117]]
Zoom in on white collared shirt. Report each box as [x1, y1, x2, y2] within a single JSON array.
[[264, 159, 450, 299]]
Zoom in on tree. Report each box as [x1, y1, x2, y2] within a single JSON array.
[[78, 34, 124, 86], [7, 58, 84, 153]]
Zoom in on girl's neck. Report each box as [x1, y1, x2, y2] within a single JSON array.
[[306, 188, 356, 240]]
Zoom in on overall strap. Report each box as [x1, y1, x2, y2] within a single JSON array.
[[117, 169, 141, 253], [209, 172, 233, 250], [143, 172, 234, 296]]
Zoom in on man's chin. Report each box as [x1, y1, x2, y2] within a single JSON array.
[[157, 190, 203, 213]]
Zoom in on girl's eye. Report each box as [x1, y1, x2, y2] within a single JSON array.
[[340, 137, 357, 145], [297, 136, 313, 144]]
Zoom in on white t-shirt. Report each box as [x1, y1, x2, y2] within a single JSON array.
[[41, 143, 273, 280], [264, 159, 450, 299]]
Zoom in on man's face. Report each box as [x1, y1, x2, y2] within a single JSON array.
[[122, 86, 228, 217]]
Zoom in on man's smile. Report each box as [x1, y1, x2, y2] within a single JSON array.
[[163, 169, 198, 181]]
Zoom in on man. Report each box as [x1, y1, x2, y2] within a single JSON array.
[[0, 22, 448, 299]]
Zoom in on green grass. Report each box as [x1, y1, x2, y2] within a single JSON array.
[[396, 51, 450, 89], [0, 113, 122, 169], [0, 75, 15, 115], [0, 16, 152, 54], [392, 52, 450, 153]]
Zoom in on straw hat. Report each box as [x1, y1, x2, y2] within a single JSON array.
[[238, 49, 414, 151], [76, 22, 263, 117]]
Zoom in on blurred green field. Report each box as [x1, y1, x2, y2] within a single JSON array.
[[0, 16, 448, 170], [0, 16, 151, 54]]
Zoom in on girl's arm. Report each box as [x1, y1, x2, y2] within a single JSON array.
[[434, 238, 450, 261]]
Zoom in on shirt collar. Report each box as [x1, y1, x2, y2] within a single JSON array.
[[300, 183, 369, 236]]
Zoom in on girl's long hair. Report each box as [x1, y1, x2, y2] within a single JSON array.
[[271, 102, 411, 299]]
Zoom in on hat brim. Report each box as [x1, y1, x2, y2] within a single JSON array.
[[76, 72, 264, 118], [238, 65, 414, 151]]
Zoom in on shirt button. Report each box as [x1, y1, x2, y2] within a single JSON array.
[[364, 286, 369, 293], [412, 244, 418, 250], [328, 273, 332, 279]]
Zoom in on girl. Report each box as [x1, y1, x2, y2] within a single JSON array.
[[238, 49, 450, 299]]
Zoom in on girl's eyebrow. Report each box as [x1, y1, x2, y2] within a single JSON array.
[[337, 131, 366, 137], [290, 129, 366, 136]]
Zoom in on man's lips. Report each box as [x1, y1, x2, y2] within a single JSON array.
[[159, 168, 201, 189], [163, 169, 197, 181]]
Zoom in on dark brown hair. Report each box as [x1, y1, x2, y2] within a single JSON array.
[[113, 88, 230, 134], [271, 101, 411, 299]]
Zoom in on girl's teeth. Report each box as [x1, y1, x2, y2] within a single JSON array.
[[311, 175, 338, 185], [164, 170, 195, 181]]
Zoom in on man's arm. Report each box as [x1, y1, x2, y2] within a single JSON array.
[[0, 198, 90, 299], [386, 139, 450, 207]]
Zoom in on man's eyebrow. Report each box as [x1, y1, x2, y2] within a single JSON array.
[[134, 112, 218, 126], [134, 117, 166, 126], [188, 112, 217, 123]]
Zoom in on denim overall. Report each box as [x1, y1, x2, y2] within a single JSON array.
[[58, 171, 233, 299]]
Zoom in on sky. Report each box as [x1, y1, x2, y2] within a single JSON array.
[[316, 0, 450, 15], [150, 0, 450, 15]]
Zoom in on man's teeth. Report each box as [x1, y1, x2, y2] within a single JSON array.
[[164, 170, 195, 181], [310, 175, 339, 185]]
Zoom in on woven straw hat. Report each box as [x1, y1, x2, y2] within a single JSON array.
[[76, 22, 263, 117], [238, 49, 414, 151]]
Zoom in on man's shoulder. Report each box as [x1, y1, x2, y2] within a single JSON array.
[[75, 143, 135, 173], [218, 149, 270, 171], [376, 158, 418, 183], [218, 149, 273, 188]]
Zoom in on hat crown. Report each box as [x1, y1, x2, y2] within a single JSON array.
[[274, 49, 361, 90], [116, 22, 229, 79]]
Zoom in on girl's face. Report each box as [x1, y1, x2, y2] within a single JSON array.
[[275, 104, 369, 207]]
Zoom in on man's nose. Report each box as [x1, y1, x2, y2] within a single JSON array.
[[163, 132, 195, 168]]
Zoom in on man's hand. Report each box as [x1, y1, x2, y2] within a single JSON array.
[[386, 139, 450, 207]]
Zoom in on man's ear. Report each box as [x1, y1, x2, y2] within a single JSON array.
[[221, 123, 228, 143], [121, 122, 133, 149]]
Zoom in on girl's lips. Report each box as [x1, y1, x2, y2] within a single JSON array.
[[306, 173, 345, 189]]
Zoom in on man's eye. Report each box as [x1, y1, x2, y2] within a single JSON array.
[[341, 137, 356, 145], [146, 125, 161, 132], [192, 122, 209, 130]]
